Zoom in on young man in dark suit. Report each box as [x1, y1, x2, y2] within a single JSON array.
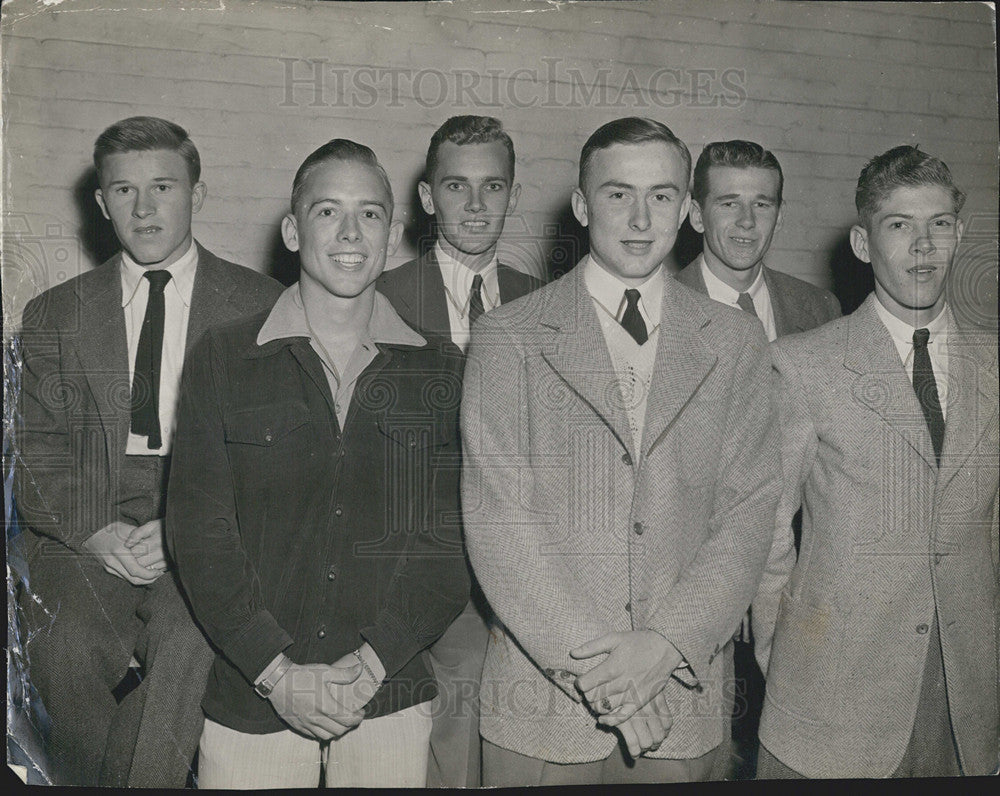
[[377, 115, 542, 787], [13, 116, 284, 787], [676, 140, 841, 339], [754, 146, 998, 778], [674, 139, 842, 776]]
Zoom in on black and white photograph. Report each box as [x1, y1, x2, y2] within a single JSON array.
[[3, 0, 997, 787]]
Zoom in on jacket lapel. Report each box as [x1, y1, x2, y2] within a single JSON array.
[[763, 267, 795, 337], [641, 277, 718, 458], [843, 295, 937, 469], [936, 325, 998, 492], [186, 243, 238, 356], [414, 250, 452, 336], [74, 257, 131, 470], [538, 263, 633, 455]]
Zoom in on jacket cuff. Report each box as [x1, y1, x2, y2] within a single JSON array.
[[225, 611, 294, 685], [360, 613, 423, 681]]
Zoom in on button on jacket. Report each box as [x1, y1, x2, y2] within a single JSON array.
[[166, 291, 470, 735]]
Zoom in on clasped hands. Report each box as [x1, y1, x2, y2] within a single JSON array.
[[267, 646, 383, 741], [82, 519, 168, 585], [570, 629, 684, 759]]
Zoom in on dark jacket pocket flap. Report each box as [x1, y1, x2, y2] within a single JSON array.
[[224, 402, 311, 446], [375, 416, 452, 450]]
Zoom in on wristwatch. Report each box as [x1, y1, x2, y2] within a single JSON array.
[[254, 655, 293, 698]]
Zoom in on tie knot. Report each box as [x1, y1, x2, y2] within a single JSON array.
[[144, 269, 172, 293], [471, 274, 483, 291], [913, 327, 930, 348], [624, 288, 641, 310]]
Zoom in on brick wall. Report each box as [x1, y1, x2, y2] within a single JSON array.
[[3, 0, 997, 327]]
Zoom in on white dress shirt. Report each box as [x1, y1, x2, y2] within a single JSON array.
[[435, 242, 501, 353], [873, 297, 951, 419], [583, 255, 663, 450], [698, 255, 777, 342], [122, 240, 198, 456]]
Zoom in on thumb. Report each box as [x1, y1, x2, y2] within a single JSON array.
[[325, 662, 362, 685], [570, 633, 617, 660]]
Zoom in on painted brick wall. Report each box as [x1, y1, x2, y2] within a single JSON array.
[[3, 0, 997, 328]]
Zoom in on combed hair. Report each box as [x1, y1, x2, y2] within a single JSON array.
[[93, 116, 200, 184], [290, 139, 394, 213], [855, 145, 966, 229], [425, 115, 516, 182], [578, 117, 691, 191], [692, 140, 783, 206]]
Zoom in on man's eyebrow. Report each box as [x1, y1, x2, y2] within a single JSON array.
[[598, 181, 682, 192], [309, 197, 389, 211]]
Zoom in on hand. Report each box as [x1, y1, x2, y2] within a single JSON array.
[[82, 521, 162, 585], [267, 661, 364, 740], [124, 519, 168, 573], [616, 689, 674, 759], [327, 643, 384, 714], [571, 630, 683, 725]]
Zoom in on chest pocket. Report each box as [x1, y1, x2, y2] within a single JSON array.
[[375, 417, 451, 452], [224, 401, 311, 446]]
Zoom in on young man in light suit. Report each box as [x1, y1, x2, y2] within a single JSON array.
[[675, 139, 842, 777], [754, 145, 999, 778], [377, 115, 542, 787], [13, 116, 284, 787], [461, 117, 781, 785]]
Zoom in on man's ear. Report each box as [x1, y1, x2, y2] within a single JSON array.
[[774, 202, 785, 234], [281, 213, 300, 253], [507, 182, 522, 214], [689, 199, 705, 234], [386, 220, 404, 256], [417, 181, 435, 216], [678, 191, 691, 227], [94, 188, 111, 221], [955, 217, 965, 247], [849, 224, 871, 263], [190, 181, 207, 214], [571, 188, 589, 228]]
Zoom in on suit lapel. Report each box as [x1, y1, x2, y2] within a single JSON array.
[[937, 325, 999, 492], [186, 243, 238, 356], [415, 250, 453, 336], [763, 267, 794, 337], [641, 277, 718, 458], [538, 264, 633, 454], [74, 257, 131, 470], [844, 295, 937, 469]]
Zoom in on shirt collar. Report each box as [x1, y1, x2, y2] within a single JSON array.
[[257, 283, 427, 348], [434, 241, 500, 309], [120, 239, 198, 308], [698, 254, 768, 303], [873, 296, 951, 349], [583, 254, 664, 324]]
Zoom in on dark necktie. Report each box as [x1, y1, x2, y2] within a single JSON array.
[[737, 291, 759, 318], [131, 270, 172, 450], [469, 273, 486, 325], [912, 328, 945, 466], [620, 288, 648, 345]]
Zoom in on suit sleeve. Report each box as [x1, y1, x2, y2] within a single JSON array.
[[166, 331, 294, 684], [751, 342, 817, 675], [461, 313, 613, 701], [644, 325, 782, 684], [360, 352, 472, 679], [14, 295, 113, 551]]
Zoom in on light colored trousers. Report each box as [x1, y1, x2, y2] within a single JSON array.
[[197, 702, 432, 789]]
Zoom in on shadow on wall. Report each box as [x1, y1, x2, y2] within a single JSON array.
[[829, 233, 874, 316], [73, 167, 120, 268]]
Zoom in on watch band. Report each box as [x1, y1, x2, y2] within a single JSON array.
[[255, 654, 293, 698]]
